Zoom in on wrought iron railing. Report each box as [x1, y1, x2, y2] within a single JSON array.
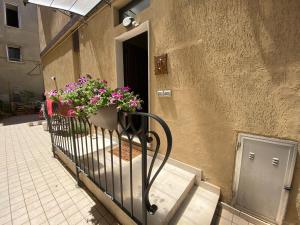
[[45, 108, 172, 225]]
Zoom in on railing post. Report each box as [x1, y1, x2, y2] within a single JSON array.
[[48, 117, 56, 157], [70, 117, 81, 187], [44, 102, 56, 158], [141, 116, 148, 225]]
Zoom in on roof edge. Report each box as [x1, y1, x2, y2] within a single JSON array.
[[40, 0, 110, 58]]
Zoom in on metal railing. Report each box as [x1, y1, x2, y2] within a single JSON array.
[[46, 108, 172, 225]]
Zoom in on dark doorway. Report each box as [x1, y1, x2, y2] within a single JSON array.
[[123, 32, 148, 130]]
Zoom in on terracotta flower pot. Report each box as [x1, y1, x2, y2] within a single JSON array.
[[88, 105, 118, 130]]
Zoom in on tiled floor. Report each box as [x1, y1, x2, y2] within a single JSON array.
[[214, 211, 253, 225], [0, 115, 119, 225], [212, 203, 271, 225]]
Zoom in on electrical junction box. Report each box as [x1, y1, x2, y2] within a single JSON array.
[[157, 90, 171, 97]]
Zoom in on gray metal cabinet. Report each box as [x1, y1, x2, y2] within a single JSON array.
[[233, 134, 297, 224]]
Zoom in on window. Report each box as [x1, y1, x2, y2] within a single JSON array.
[[7, 46, 21, 62], [5, 4, 19, 28], [119, 0, 149, 24]]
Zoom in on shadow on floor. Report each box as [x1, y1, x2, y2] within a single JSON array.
[[0, 114, 41, 126], [55, 154, 120, 225]]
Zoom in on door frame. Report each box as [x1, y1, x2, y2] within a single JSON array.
[[232, 133, 297, 224], [115, 20, 150, 114]]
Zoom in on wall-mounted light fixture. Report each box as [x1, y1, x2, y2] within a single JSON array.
[[122, 16, 139, 27], [51, 76, 58, 90]]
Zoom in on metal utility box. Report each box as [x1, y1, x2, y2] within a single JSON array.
[[233, 133, 297, 224]]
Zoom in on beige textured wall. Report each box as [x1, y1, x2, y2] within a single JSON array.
[[40, 0, 300, 223], [79, 6, 116, 87], [42, 37, 77, 91], [37, 6, 70, 51]]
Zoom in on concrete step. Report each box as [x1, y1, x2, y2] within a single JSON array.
[[70, 135, 197, 225], [169, 182, 220, 225], [147, 161, 196, 225]]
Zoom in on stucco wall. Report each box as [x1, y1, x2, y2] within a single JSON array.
[[37, 6, 70, 51], [42, 37, 77, 91], [40, 0, 300, 223]]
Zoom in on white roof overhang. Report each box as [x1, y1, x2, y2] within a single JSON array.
[[26, 0, 103, 16]]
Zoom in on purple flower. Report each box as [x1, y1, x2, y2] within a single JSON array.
[[64, 88, 73, 94], [120, 86, 131, 92], [111, 92, 123, 100], [90, 95, 100, 104], [98, 88, 106, 95], [64, 82, 78, 93], [65, 82, 78, 88], [48, 90, 57, 97], [78, 76, 88, 85]]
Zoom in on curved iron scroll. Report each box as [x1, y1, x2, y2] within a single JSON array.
[[118, 111, 173, 217]]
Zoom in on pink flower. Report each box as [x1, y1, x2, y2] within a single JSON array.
[[48, 89, 57, 97], [109, 97, 116, 104], [111, 92, 123, 100], [75, 105, 85, 110], [90, 95, 100, 104], [65, 99, 73, 105], [120, 86, 131, 92], [129, 98, 139, 108], [98, 88, 106, 95], [67, 109, 76, 117]]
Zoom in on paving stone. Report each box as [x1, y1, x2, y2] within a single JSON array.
[[10, 200, 26, 211], [66, 212, 84, 225], [27, 206, 44, 219], [0, 206, 11, 218], [44, 206, 62, 220], [30, 213, 48, 225], [11, 206, 27, 220], [12, 213, 29, 225], [0, 212, 11, 224]]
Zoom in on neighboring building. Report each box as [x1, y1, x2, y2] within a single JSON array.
[[0, 0, 43, 111], [36, 0, 300, 224]]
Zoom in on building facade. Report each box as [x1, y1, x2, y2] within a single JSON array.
[[0, 0, 43, 110], [38, 0, 300, 224]]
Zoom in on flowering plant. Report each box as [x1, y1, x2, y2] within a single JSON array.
[[47, 89, 61, 102], [47, 76, 143, 117]]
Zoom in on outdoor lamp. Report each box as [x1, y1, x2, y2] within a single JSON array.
[[51, 76, 58, 90]]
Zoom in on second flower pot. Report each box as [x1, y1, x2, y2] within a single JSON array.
[[88, 105, 118, 130]]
